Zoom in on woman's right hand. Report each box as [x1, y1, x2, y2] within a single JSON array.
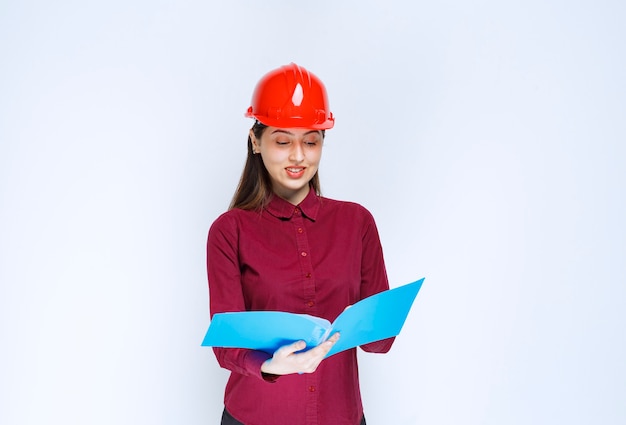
[[260, 332, 340, 376]]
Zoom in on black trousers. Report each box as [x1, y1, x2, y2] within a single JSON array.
[[221, 409, 367, 425]]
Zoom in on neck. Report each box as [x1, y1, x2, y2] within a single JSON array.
[[274, 184, 310, 206]]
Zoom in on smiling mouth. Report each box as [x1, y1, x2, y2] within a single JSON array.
[[285, 167, 306, 177]]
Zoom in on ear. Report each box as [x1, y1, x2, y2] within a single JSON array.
[[250, 129, 260, 154]]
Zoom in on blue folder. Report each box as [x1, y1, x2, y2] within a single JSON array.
[[202, 278, 424, 358]]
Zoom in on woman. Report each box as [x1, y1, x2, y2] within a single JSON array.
[[207, 63, 394, 425]]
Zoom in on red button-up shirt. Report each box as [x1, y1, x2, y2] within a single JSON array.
[[207, 189, 393, 425]]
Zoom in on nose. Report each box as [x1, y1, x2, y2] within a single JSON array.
[[289, 142, 305, 163]]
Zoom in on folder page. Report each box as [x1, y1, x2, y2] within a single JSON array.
[[202, 278, 424, 358]]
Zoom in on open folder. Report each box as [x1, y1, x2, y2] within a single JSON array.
[[202, 278, 424, 358]]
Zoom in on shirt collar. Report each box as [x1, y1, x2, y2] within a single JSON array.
[[265, 187, 320, 221]]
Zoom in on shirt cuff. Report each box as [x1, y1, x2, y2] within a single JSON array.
[[244, 350, 278, 382], [261, 372, 280, 383], [360, 336, 395, 353]]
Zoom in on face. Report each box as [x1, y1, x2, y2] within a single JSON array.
[[251, 127, 324, 205]]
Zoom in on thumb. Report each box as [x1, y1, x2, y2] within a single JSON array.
[[276, 340, 306, 357]]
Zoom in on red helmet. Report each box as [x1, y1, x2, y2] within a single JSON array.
[[245, 63, 334, 129]]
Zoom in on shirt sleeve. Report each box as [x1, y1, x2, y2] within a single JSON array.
[[358, 207, 395, 353], [207, 213, 273, 379]]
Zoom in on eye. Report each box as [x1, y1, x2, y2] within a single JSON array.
[[304, 139, 319, 147], [275, 139, 290, 145]]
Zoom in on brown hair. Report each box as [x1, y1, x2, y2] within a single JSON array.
[[229, 121, 323, 210]]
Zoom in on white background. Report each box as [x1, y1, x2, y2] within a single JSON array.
[[1, 1, 625, 424]]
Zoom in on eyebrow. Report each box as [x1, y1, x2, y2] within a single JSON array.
[[270, 129, 321, 136]]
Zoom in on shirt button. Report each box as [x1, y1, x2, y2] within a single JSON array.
[[301, 251, 307, 257], [308, 386, 316, 392], [307, 300, 315, 307], [305, 272, 311, 278], [297, 227, 303, 233]]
